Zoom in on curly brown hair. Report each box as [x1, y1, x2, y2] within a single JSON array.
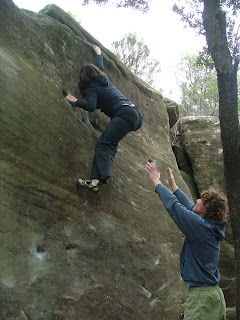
[[201, 188, 227, 221], [78, 63, 107, 98]]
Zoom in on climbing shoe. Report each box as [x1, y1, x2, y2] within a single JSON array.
[[76, 178, 100, 193]]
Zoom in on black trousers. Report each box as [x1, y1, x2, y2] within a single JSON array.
[[90, 105, 143, 183]]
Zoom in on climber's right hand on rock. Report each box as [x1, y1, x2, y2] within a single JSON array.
[[65, 94, 78, 104], [93, 44, 101, 55]]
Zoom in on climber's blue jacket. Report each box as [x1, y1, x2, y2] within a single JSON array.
[[155, 183, 227, 287]]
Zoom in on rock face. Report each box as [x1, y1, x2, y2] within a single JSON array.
[[175, 116, 225, 193], [163, 97, 179, 129], [172, 116, 236, 317], [0, 1, 190, 319], [0, 1, 236, 319]]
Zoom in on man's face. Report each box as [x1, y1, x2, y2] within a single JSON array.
[[193, 199, 205, 217]]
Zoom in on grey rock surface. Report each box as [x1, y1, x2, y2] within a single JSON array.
[[176, 116, 225, 192], [0, 1, 188, 319]]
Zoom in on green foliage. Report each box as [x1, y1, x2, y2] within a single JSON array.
[[177, 54, 219, 116], [82, 0, 150, 13], [172, 1, 204, 35], [112, 33, 161, 87], [173, 0, 240, 59], [173, 1, 240, 118], [177, 53, 240, 117]]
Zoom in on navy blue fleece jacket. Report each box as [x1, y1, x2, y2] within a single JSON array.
[[75, 55, 133, 119], [155, 183, 227, 287]]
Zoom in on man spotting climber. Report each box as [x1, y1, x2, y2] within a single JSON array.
[[144, 161, 227, 320]]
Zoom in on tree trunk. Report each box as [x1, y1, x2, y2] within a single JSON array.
[[203, 0, 240, 319]]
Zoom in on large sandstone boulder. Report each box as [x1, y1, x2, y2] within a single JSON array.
[[0, 1, 190, 319]]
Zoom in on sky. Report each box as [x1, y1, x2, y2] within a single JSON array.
[[12, 0, 206, 102]]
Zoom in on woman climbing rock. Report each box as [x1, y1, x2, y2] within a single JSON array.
[[65, 45, 143, 192]]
